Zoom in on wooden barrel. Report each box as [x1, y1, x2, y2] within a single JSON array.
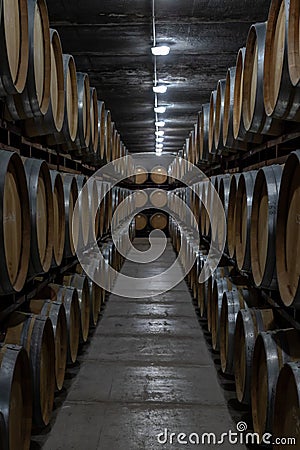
[[204, 176, 216, 237], [233, 47, 263, 144], [135, 190, 148, 209], [5, 313, 55, 428], [63, 273, 90, 343], [150, 213, 168, 230], [135, 213, 148, 231], [288, 0, 300, 87], [150, 166, 167, 184], [250, 165, 282, 289], [199, 103, 210, 161], [63, 174, 78, 258], [50, 171, 65, 267], [6, 0, 50, 120], [24, 158, 54, 275], [28, 299, 67, 391], [0, 0, 29, 96], [243, 22, 283, 137], [200, 181, 209, 236], [227, 173, 240, 258], [0, 151, 30, 294], [80, 261, 102, 326], [87, 86, 99, 162], [75, 174, 89, 250], [234, 308, 275, 404], [264, 0, 300, 122], [273, 361, 300, 448], [276, 150, 300, 307], [208, 90, 217, 156], [206, 267, 232, 331], [211, 277, 234, 350], [0, 344, 32, 450], [135, 166, 148, 185], [252, 328, 300, 437], [218, 174, 231, 252], [214, 79, 226, 154], [24, 28, 65, 137], [104, 109, 112, 163], [220, 289, 249, 375], [235, 170, 257, 272], [47, 54, 78, 147], [97, 101, 106, 162], [47, 284, 80, 364], [150, 189, 167, 208]]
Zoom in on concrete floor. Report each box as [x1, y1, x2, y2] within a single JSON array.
[[34, 239, 246, 450]]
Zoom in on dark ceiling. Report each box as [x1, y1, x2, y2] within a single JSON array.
[[47, 0, 271, 154]]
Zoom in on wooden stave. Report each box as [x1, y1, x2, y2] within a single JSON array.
[[199, 103, 210, 161], [250, 165, 283, 290], [218, 174, 231, 253], [0, 0, 29, 97], [243, 22, 284, 137], [50, 170, 65, 267], [0, 344, 32, 450], [97, 101, 106, 162], [104, 109, 112, 163], [5, 313, 55, 428], [24, 157, 54, 276], [234, 307, 275, 405], [235, 170, 257, 272], [288, 0, 300, 87], [23, 28, 65, 138], [85, 87, 99, 163], [276, 150, 300, 307], [264, 0, 300, 122], [214, 78, 226, 154], [0, 150, 30, 294], [6, 0, 50, 120], [251, 328, 300, 438], [46, 54, 79, 147], [208, 90, 217, 157], [62, 174, 78, 258]]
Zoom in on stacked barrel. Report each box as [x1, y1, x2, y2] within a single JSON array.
[[0, 0, 128, 168], [181, 0, 299, 165]]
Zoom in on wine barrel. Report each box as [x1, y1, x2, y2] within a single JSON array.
[[214, 79, 226, 154], [63, 174, 78, 258], [211, 277, 234, 350], [6, 0, 50, 120], [251, 165, 282, 289], [5, 313, 55, 428], [150, 213, 168, 230], [150, 166, 168, 185], [49, 284, 80, 364], [0, 151, 30, 294], [252, 328, 300, 437], [276, 150, 300, 307], [233, 47, 263, 144], [0, 344, 32, 450], [200, 181, 209, 236], [0, 0, 29, 97], [288, 0, 300, 87], [135, 166, 148, 185], [273, 361, 300, 448], [104, 109, 112, 163], [234, 308, 275, 404], [134, 190, 148, 209], [227, 173, 240, 258], [87, 86, 99, 162], [208, 90, 217, 156], [264, 0, 300, 122], [135, 213, 147, 231], [97, 101, 106, 162], [218, 174, 231, 252], [47, 54, 79, 147], [149, 189, 167, 208], [204, 176, 216, 238], [75, 174, 89, 250], [80, 260, 102, 326], [199, 103, 210, 161], [220, 289, 249, 375], [243, 22, 283, 137], [24, 158, 54, 275], [50, 171, 65, 267], [206, 267, 233, 332], [24, 28, 65, 137], [235, 170, 257, 272], [28, 299, 67, 391], [63, 273, 90, 343]]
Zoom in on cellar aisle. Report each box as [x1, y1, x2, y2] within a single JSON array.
[[40, 239, 245, 450]]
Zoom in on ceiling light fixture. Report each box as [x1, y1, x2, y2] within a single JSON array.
[[156, 143, 163, 149], [151, 45, 170, 56], [154, 106, 166, 113], [153, 85, 167, 94], [156, 137, 164, 143], [155, 130, 164, 137], [155, 121, 165, 127]]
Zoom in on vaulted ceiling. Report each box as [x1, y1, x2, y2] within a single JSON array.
[[47, 0, 271, 154]]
